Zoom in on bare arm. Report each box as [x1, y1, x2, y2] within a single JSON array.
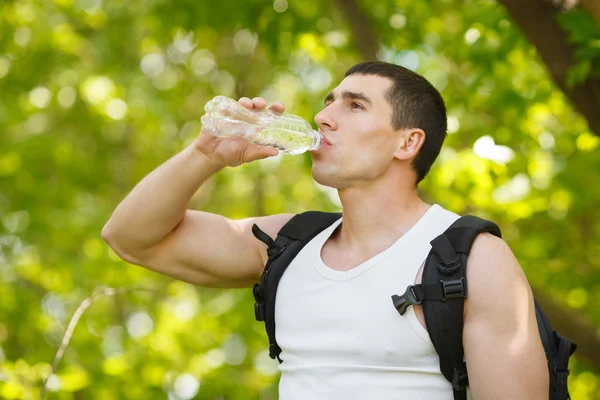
[[463, 233, 548, 399], [109, 210, 294, 287], [102, 142, 223, 252], [102, 97, 292, 287]]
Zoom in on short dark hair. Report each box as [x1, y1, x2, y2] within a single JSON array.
[[345, 61, 447, 185]]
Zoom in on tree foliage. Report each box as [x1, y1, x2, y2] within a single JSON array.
[[0, 0, 598, 399]]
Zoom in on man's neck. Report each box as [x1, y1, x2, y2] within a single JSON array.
[[332, 181, 432, 254]]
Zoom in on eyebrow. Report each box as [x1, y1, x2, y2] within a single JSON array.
[[324, 90, 373, 106]]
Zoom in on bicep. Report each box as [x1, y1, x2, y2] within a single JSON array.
[[463, 234, 548, 400], [132, 211, 294, 287]]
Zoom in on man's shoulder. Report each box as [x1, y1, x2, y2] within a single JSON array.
[[465, 232, 526, 313], [468, 231, 516, 277]]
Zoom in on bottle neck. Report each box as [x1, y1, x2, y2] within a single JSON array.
[[310, 130, 323, 150]]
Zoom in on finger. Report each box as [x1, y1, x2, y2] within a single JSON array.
[[269, 101, 285, 114], [252, 97, 267, 109], [247, 145, 279, 161], [264, 147, 279, 157], [238, 97, 253, 109]]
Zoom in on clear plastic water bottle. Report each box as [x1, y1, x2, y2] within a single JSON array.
[[200, 96, 323, 155]]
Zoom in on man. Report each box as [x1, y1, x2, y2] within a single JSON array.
[[102, 61, 548, 399]]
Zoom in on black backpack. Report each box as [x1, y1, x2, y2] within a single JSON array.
[[251, 211, 577, 400]]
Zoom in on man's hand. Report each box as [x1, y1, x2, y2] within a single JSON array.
[[195, 96, 286, 167]]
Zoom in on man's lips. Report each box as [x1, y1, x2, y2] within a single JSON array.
[[319, 131, 332, 146]]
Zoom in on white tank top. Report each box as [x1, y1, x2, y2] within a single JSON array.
[[275, 204, 473, 399]]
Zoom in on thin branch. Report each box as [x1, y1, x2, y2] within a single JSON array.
[[39, 286, 159, 400]]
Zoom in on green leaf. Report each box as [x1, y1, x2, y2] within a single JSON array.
[[566, 59, 592, 87]]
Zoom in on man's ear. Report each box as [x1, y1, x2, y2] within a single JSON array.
[[393, 129, 426, 161]]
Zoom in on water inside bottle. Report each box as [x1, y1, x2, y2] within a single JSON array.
[[253, 127, 319, 155]]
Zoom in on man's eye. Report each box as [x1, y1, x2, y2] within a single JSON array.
[[350, 102, 364, 110]]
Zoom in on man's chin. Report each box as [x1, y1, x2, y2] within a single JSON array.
[[311, 169, 342, 189], [311, 169, 330, 187]]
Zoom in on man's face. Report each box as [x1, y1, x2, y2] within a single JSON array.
[[311, 74, 403, 189]]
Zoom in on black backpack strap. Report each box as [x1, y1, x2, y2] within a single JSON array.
[[428, 216, 501, 399], [252, 211, 341, 362], [553, 334, 575, 400], [535, 299, 577, 400], [392, 215, 501, 399]]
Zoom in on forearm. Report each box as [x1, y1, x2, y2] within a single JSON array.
[[102, 140, 222, 253]]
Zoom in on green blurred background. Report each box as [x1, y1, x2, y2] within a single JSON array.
[[1, 0, 599, 399]]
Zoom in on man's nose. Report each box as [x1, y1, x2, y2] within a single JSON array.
[[314, 108, 337, 131]]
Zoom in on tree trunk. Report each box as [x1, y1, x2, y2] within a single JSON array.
[[332, 0, 379, 61], [580, 0, 600, 23], [497, 0, 600, 137]]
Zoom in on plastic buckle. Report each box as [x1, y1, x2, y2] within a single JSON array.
[[392, 285, 422, 316], [452, 364, 469, 391], [441, 278, 467, 301]]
